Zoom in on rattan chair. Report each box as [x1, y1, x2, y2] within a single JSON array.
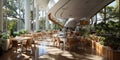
[[12, 40, 21, 52], [22, 39, 32, 52]]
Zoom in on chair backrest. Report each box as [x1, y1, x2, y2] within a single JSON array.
[[9, 36, 13, 44], [56, 36, 61, 42], [12, 40, 18, 47], [26, 39, 32, 46]]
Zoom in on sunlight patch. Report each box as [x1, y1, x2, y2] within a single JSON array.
[[61, 51, 74, 59]]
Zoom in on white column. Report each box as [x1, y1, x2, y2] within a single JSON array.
[[45, 9, 49, 30], [24, 0, 31, 32], [35, 5, 39, 31], [40, 10, 44, 30], [49, 21, 53, 30], [0, 0, 3, 33]]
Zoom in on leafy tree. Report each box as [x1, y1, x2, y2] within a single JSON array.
[[94, 1, 120, 35], [3, 0, 24, 22], [98, 1, 119, 22], [114, 0, 119, 19], [99, 6, 118, 22]]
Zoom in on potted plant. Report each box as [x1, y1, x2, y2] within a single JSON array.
[[1, 33, 12, 51]]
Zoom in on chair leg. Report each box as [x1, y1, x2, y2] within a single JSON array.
[[16, 48, 17, 52], [26, 46, 27, 52], [59, 43, 64, 49], [53, 41, 56, 46]]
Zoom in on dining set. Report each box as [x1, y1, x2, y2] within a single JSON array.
[[11, 36, 33, 53], [10, 30, 58, 53], [52, 31, 91, 51]]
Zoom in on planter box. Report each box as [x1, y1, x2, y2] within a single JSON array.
[[102, 46, 112, 60], [90, 40, 120, 60], [91, 40, 96, 50], [95, 42, 103, 56], [112, 50, 120, 60]]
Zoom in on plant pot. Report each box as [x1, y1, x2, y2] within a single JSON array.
[[1, 39, 11, 51]]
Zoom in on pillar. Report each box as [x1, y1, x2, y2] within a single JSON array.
[[42, 10, 45, 30], [35, 5, 39, 31], [119, 0, 120, 37], [119, 0, 120, 27], [45, 8, 49, 30], [24, 0, 31, 32], [18, 0, 21, 31], [0, 0, 3, 34]]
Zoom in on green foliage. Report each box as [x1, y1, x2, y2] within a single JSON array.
[[79, 29, 87, 36], [100, 40, 104, 45], [10, 29, 14, 36], [7, 20, 16, 37], [95, 21, 120, 36], [36, 30, 41, 32], [52, 24, 61, 30], [2, 33, 9, 39], [91, 1, 120, 50], [100, 6, 115, 19], [79, 27, 90, 37], [104, 35, 120, 50], [99, 3, 119, 21], [19, 30, 27, 35], [99, 36, 105, 45], [114, 1, 119, 19], [13, 32, 20, 36], [8, 20, 16, 30], [3, 0, 24, 22]]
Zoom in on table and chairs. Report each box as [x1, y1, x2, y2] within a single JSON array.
[[11, 36, 33, 52], [52, 31, 90, 51]]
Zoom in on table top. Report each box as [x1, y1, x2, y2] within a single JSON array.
[[13, 36, 32, 41]]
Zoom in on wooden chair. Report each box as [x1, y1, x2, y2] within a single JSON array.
[[37, 33, 42, 40], [53, 36, 64, 48], [22, 39, 32, 52], [12, 40, 21, 52], [9, 36, 14, 47]]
